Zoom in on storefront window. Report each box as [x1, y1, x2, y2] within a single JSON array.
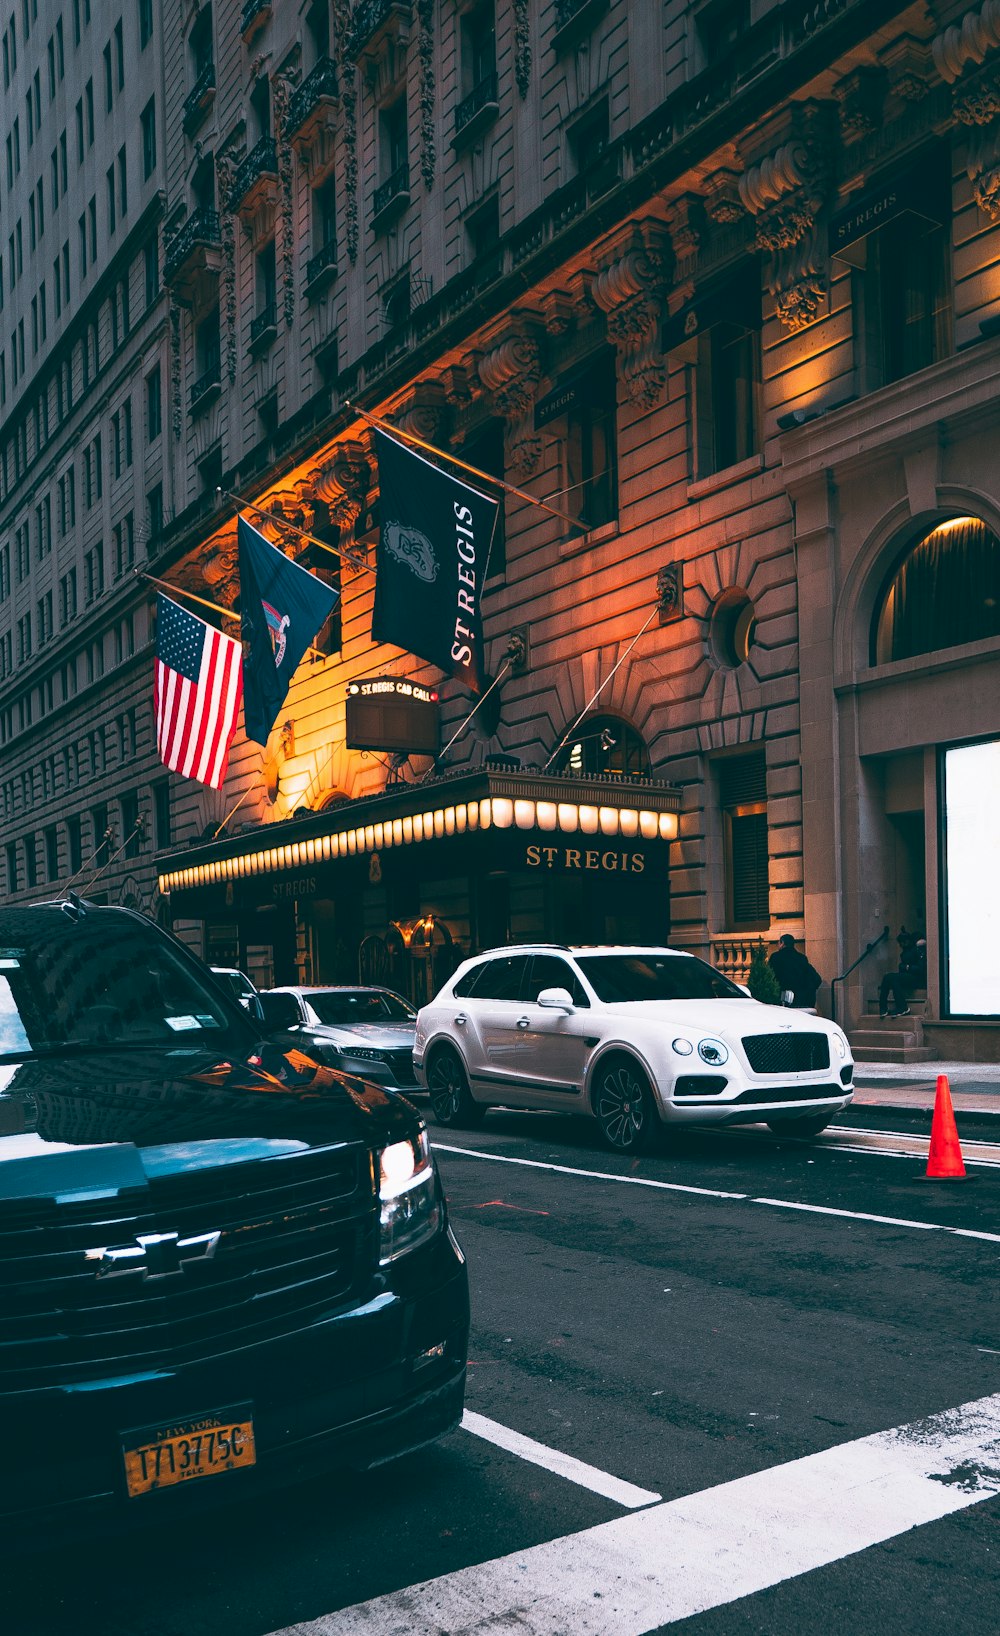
[[943, 739, 1000, 1017], [873, 516, 1000, 665]]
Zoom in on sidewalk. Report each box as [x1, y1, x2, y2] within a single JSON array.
[[852, 1059, 1000, 1116]]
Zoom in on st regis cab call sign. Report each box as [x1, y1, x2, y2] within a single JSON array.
[[345, 676, 440, 755]]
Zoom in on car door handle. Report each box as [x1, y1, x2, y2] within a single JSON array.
[[454, 1012, 468, 1025], [516, 1016, 530, 1029]]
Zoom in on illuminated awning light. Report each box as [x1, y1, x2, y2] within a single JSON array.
[[156, 801, 679, 893]]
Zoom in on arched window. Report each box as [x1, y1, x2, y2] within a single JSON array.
[[554, 715, 650, 778], [873, 516, 1000, 665]]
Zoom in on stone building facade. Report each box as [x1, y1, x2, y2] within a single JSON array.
[[3, 1, 1000, 1056]]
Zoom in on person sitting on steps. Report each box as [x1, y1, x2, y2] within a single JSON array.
[[879, 933, 927, 1018]]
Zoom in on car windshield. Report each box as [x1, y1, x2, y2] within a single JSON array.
[[576, 953, 746, 1003], [0, 906, 245, 1062], [307, 989, 416, 1026]]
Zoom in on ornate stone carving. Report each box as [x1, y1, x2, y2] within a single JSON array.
[[417, 0, 436, 190], [591, 223, 670, 411], [394, 381, 449, 444], [333, 1, 359, 260], [665, 194, 703, 264], [215, 152, 239, 384], [310, 439, 372, 550], [514, 0, 531, 99], [933, 4, 1000, 215], [478, 331, 544, 477], [879, 35, 932, 103], [169, 298, 183, 439], [657, 562, 683, 624], [703, 168, 744, 224], [272, 75, 297, 328], [441, 362, 479, 410], [542, 289, 578, 337], [833, 67, 886, 143], [738, 123, 830, 334], [933, 1, 1000, 88]]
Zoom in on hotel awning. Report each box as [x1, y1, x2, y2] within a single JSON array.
[[157, 766, 681, 911]]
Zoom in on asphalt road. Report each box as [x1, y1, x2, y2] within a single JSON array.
[[8, 1104, 1000, 1636]]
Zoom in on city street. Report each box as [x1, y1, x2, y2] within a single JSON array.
[[8, 1100, 1000, 1636]]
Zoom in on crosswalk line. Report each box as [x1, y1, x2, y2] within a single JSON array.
[[267, 1392, 1000, 1636]]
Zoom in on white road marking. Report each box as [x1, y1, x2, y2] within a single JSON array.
[[434, 1143, 749, 1200], [434, 1143, 1000, 1244], [268, 1393, 1000, 1636], [461, 1410, 661, 1509]]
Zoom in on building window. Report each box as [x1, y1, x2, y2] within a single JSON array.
[[66, 813, 82, 875], [146, 364, 161, 441], [718, 750, 769, 931], [465, 192, 500, 265], [45, 825, 59, 882], [91, 802, 110, 863], [121, 791, 142, 858], [694, 271, 761, 477], [144, 235, 159, 307], [138, 0, 153, 50], [146, 484, 163, 547], [853, 158, 952, 392], [255, 237, 277, 316], [461, 2, 496, 96], [24, 832, 37, 890], [380, 96, 408, 186], [6, 841, 18, 894], [154, 780, 171, 848], [141, 97, 156, 179], [568, 96, 609, 182], [561, 350, 618, 530], [873, 515, 1000, 665], [312, 176, 337, 257]]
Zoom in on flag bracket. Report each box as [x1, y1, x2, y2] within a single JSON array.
[[505, 627, 529, 674]]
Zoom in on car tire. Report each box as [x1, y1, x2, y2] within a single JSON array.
[[427, 1048, 486, 1129], [592, 1054, 659, 1154], [766, 1112, 833, 1139]]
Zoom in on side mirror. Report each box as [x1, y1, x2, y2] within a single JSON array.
[[247, 995, 266, 1024], [257, 992, 302, 1032], [536, 986, 575, 1012], [736, 982, 751, 997]]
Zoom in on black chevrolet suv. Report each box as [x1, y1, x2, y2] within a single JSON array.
[[0, 902, 468, 1543]]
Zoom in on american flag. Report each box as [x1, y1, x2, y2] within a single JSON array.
[[154, 594, 243, 789]]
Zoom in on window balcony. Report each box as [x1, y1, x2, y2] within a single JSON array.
[[553, 0, 609, 54], [183, 61, 216, 134], [349, 0, 411, 71], [190, 358, 222, 414], [287, 57, 339, 140], [305, 240, 338, 297], [286, 56, 339, 181], [454, 71, 499, 147], [240, 0, 272, 45], [228, 136, 279, 221], [163, 208, 223, 304], [249, 302, 278, 354], [373, 161, 410, 230]]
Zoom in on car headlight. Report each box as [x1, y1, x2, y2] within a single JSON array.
[[833, 1032, 848, 1059], [672, 1038, 694, 1056], [340, 1046, 387, 1062], [698, 1038, 729, 1066], [378, 1129, 441, 1263]]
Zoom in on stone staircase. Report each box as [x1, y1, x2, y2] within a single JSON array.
[[848, 993, 935, 1064]]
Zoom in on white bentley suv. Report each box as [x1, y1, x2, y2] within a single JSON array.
[[413, 945, 854, 1153]]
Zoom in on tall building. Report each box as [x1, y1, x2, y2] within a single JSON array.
[[3, 1, 1000, 1058]]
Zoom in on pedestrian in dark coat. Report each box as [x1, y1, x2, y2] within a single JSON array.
[[768, 934, 823, 1008]]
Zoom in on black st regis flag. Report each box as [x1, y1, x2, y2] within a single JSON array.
[[371, 429, 499, 693], [238, 515, 339, 746]]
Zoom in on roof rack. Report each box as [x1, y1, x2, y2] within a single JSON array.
[[474, 942, 572, 956]]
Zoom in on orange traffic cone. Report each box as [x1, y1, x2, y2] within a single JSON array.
[[923, 1075, 968, 1181]]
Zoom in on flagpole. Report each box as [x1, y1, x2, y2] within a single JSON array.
[[542, 606, 661, 773], [345, 402, 588, 535], [217, 488, 373, 577], [422, 660, 513, 778], [73, 818, 147, 899], [212, 782, 257, 840], [137, 571, 326, 663]]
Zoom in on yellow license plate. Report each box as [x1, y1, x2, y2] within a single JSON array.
[[122, 1407, 256, 1498]]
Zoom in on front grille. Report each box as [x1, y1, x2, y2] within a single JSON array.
[[731, 1082, 843, 1105], [0, 1144, 374, 1388], [384, 1048, 416, 1084], [742, 1033, 830, 1074]]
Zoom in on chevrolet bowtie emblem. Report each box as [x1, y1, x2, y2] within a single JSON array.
[[84, 1229, 222, 1280]]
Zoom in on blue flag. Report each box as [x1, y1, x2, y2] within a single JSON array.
[[238, 516, 339, 746]]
